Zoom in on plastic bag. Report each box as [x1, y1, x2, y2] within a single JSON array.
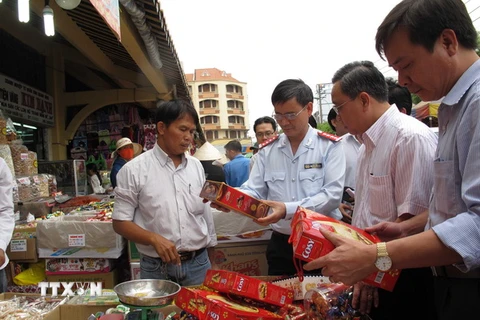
[[13, 261, 46, 285]]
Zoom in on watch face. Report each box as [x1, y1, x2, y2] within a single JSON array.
[[375, 256, 392, 272]]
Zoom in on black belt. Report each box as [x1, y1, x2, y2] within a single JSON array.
[[432, 265, 480, 279], [178, 248, 206, 262]]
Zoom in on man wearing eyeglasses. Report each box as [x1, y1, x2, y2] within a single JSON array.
[[238, 79, 346, 275], [249, 116, 277, 172], [309, 61, 438, 319]]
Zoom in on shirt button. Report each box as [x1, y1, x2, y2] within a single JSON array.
[[292, 197, 295, 200], [292, 160, 296, 164], [292, 178, 295, 182]]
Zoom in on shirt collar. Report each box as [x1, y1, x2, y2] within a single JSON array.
[[443, 59, 480, 106], [362, 105, 398, 147], [277, 126, 317, 149], [153, 143, 187, 167]]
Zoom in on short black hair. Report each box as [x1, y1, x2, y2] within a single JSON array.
[[327, 108, 337, 132], [253, 116, 277, 133], [155, 100, 200, 128], [376, 0, 478, 58], [224, 140, 242, 152], [308, 115, 318, 129], [271, 79, 313, 106], [386, 78, 412, 115], [332, 61, 388, 103]]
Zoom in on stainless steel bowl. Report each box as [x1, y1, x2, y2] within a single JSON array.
[[113, 279, 181, 307]]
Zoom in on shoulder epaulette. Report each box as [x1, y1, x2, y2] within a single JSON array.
[[317, 130, 342, 142], [258, 134, 280, 149]]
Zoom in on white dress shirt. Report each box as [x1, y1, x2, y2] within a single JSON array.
[[112, 144, 217, 258], [241, 126, 345, 234], [352, 106, 437, 229], [0, 158, 15, 270], [341, 134, 361, 189]]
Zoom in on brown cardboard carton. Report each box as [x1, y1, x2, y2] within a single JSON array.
[[213, 241, 268, 276], [0, 293, 63, 320], [7, 238, 38, 262], [46, 269, 118, 292]]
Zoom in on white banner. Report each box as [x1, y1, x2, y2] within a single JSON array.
[[0, 73, 54, 127]]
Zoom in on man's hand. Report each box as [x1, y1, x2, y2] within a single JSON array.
[[352, 282, 379, 314], [255, 200, 286, 226], [303, 228, 377, 285], [207, 247, 219, 270], [339, 203, 353, 224], [366, 221, 405, 242], [151, 234, 181, 265], [0, 249, 5, 267]]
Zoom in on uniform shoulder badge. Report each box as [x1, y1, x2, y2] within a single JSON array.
[[258, 134, 280, 149], [317, 130, 342, 142]]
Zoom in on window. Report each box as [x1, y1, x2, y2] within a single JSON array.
[[227, 100, 243, 110], [201, 116, 219, 124], [230, 131, 237, 139], [199, 100, 218, 108], [228, 116, 245, 125], [198, 83, 217, 93], [226, 84, 243, 95]]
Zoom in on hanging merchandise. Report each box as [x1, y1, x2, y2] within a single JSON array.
[[70, 131, 88, 160], [87, 131, 99, 153], [96, 153, 107, 171], [143, 124, 157, 150]]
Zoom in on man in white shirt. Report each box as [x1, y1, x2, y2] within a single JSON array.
[[0, 158, 14, 293], [327, 61, 438, 319], [112, 100, 217, 286]]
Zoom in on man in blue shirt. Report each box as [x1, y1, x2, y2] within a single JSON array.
[[223, 140, 250, 187]]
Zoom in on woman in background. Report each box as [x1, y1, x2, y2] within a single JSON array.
[[86, 163, 105, 194]]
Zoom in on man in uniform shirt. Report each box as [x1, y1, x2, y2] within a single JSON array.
[[112, 100, 217, 286], [0, 158, 14, 293], [305, 1, 480, 318], [250, 116, 277, 172], [239, 79, 346, 275]]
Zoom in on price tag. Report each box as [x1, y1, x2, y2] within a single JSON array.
[[68, 234, 86, 247], [33, 175, 40, 184], [10, 239, 27, 252], [18, 177, 30, 185], [20, 153, 28, 160]]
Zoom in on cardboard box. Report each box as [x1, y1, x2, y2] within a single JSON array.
[[36, 215, 124, 250], [175, 287, 282, 319], [46, 269, 118, 292], [200, 180, 270, 219], [130, 261, 141, 280], [60, 293, 120, 320], [6, 238, 38, 262], [204, 269, 294, 307], [45, 258, 114, 275], [38, 247, 124, 259], [0, 292, 63, 320], [214, 241, 268, 276], [290, 207, 400, 291]]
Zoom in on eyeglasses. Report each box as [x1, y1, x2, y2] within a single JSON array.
[[255, 131, 274, 138], [273, 105, 308, 121], [332, 99, 353, 115]]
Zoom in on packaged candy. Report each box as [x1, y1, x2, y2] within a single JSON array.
[[303, 284, 371, 320]]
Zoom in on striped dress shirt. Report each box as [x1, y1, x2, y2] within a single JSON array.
[[352, 105, 438, 229]]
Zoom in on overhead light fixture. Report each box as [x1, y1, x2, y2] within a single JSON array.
[[18, 0, 30, 23], [43, 5, 55, 36], [55, 0, 80, 10]]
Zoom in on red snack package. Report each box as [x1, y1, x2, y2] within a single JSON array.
[[288, 207, 400, 291], [203, 269, 294, 307]]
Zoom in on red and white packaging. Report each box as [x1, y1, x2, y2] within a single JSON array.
[[203, 269, 294, 307], [175, 287, 283, 320], [45, 258, 113, 275], [200, 180, 270, 219], [289, 207, 400, 291]]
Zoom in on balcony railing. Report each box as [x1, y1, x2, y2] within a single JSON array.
[[226, 93, 244, 100], [227, 109, 245, 115], [202, 124, 221, 130], [228, 124, 246, 130], [200, 108, 220, 115], [199, 93, 219, 99]]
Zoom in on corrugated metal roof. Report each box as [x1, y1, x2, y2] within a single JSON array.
[[63, 0, 190, 100]]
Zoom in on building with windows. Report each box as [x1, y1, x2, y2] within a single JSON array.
[[186, 68, 251, 151]]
